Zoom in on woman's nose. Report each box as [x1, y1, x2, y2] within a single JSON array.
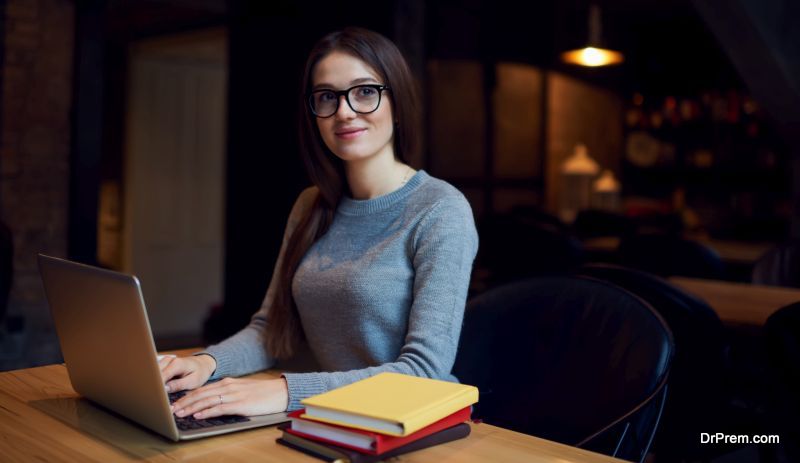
[[334, 94, 357, 120]]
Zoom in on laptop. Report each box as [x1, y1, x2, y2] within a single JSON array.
[[37, 254, 288, 441]]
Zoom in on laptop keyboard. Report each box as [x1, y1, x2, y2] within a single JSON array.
[[169, 390, 250, 431]]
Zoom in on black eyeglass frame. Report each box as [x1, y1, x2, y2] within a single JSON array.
[[307, 84, 391, 118]]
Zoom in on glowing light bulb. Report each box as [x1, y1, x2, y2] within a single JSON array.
[[561, 47, 624, 67]]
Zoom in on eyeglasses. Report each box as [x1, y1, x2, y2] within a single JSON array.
[[308, 84, 390, 118]]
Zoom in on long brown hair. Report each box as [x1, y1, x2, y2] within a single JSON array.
[[266, 27, 422, 358]]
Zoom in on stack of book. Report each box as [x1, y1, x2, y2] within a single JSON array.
[[276, 372, 479, 463]]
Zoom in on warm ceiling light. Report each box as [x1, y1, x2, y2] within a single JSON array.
[[561, 47, 624, 67], [561, 4, 624, 67]]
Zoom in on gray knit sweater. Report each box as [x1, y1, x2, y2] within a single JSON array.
[[202, 171, 478, 411]]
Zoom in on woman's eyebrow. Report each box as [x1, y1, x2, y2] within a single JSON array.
[[312, 77, 379, 91]]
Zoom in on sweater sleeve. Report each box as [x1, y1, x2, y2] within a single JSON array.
[[198, 187, 317, 380], [282, 194, 479, 410]]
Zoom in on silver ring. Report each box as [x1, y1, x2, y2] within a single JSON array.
[[218, 394, 223, 406]]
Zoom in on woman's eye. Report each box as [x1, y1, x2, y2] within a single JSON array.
[[319, 92, 336, 102], [358, 87, 376, 97]]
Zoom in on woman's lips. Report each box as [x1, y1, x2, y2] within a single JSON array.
[[335, 128, 367, 140]]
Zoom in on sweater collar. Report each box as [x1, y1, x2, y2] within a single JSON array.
[[337, 170, 427, 216]]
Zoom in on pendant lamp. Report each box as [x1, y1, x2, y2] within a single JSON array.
[[561, 4, 624, 67]]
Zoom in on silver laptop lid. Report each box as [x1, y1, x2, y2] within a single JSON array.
[[38, 254, 180, 440]]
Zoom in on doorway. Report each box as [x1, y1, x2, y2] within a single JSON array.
[[123, 28, 227, 343]]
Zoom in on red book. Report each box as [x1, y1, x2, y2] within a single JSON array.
[[277, 422, 471, 463], [286, 406, 471, 455]]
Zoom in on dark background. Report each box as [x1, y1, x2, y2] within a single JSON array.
[[1, 0, 799, 361]]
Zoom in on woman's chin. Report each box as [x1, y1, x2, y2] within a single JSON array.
[[331, 148, 376, 163]]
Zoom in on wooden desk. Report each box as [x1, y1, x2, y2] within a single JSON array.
[[669, 276, 800, 327], [0, 362, 624, 463], [700, 239, 771, 265], [581, 237, 772, 266]]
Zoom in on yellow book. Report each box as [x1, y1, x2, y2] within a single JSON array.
[[300, 372, 478, 437]]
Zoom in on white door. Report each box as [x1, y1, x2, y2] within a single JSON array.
[[123, 30, 227, 340]]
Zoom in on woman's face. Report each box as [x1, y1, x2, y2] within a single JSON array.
[[311, 51, 395, 165]]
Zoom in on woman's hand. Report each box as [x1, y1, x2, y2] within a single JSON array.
[[159, 354, 217, 393], [170, 377, 289, 419]]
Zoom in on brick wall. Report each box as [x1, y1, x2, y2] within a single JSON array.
[[1, 0, 74, 368]]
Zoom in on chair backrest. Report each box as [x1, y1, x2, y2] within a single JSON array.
[[765, 302, 800, 387], [618, 233, 725, 279], [0, 220, 12, 324], [752, 240, 800, 288], [453, 276, 673, 462], [572, 209, 634, 240], [764, 303, 800, 461], [577, 264, 730, 459], [478, 213, 583, 286]]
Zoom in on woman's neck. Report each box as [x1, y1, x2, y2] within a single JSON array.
[[344, 154, 412, 200]]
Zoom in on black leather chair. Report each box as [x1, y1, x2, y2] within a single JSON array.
[[752, 240, 800, 288], [572, 209, 635, 241], [577, 264, 754, 461], [763, 303, 800, 462], [478, 212, 583, 287], [617, 233, 725, 279], [453, 276, 673, 463]]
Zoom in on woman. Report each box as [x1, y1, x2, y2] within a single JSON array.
[[161, 27, 478, 420]]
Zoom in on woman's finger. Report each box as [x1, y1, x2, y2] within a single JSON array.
[[157, 354, 176, 363], [175, 388, 234, 418], [172, 378, 229, 411], [161, 357, 211, 392], [160, 358, 185, 384], [165, 370, 202, 394], [191, 394, 239, 419]]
